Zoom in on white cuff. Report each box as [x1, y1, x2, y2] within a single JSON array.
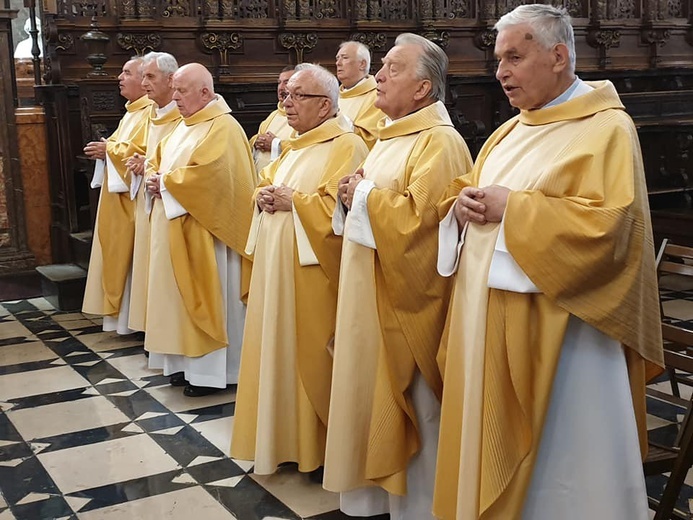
[[270, 138, 282, 160], [130, 175, 143, 201], [106, 155, 129, 193], [332, 200, 347, 236], [244, 203, 263, 256], [437, 203, 468, 277], [345, 179, 376, 250], [487, 220, 540, 293], [159, 175, 188, 219], [292, 206, 320, 266], [91, 159, 105, 189]]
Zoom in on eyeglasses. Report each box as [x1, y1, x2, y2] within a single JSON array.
[[285, 91, 329, 102]]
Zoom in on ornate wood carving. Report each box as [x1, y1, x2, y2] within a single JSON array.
[[116, 33, 162, 55], [350, 32, 387, 51], [278, 32, 318, 63], [91, 90, 118, 111], [641, 27, 671, 67], [421, 29, 450, 49], [200, 32, 244, 76], [120, 0, 137, 19], [587, 28, 621, 69], [162, 0, 192, 17], [56, 34, 74, 52]]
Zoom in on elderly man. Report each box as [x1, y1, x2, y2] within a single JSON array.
[[434, 5, 663, 520], [144, 63, 256, 397], [231, 63, 368, 475], [83, 57, 153, 334], [126, 51, 181, 334], [323, 34, 472, 519], [336, 41, 383, 149], [249, 66, 295, 174]]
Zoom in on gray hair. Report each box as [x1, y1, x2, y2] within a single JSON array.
[[293, 63, 339, 112], [394, 33, 448, 103], [495, 4, 576, 73], [142, 52, 179, 76], [339, 41, 371, 72]]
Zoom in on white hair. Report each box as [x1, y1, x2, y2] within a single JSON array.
[[142, 52, 178, 76], [293, 63, 339, 112], [339, 41, 371, 72], [495, 4, 576, 72], [394, 33, 448, 103]]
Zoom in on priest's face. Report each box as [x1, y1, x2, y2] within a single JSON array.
[[172, 71, 210, 117], [336, 43, 366, 89], [283, 70, 332, 134], [277, 69, 294, 103], [142, 60, 173, 108], [495, 24, 570, 110], [374, 44, 429, 120], [118, 59, 146, 103]]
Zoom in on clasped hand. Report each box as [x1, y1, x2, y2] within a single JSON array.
[[126, 153, 146, 176], [254, 132, 276, 153], [453, 185, 511, 228], [257, 184, 294, 214], [337, 168, 364, 210], [146, 174, 162, 199], [83, 138, 107, 160]]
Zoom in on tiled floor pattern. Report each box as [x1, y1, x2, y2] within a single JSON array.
[[0, 276, 690, 519]]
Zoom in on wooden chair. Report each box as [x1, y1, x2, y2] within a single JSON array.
[[645, 323, 693, 520], [655, 239, 693, 397]]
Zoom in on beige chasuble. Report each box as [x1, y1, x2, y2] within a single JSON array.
[[433, 81, 664, 520], [323, 101, 472, 496], [128, 103, 182, 332], [83, 94, 154, 319], [231, 114, 368, 474], [339, 76, 383, 149], [249, 102, 292, 175], [144, 96, 256, 358]]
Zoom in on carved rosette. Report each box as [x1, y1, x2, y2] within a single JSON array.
[[120, 0, 137, 18], [206, 0, 221, 17], [473, 29, 496, 50], [200, 32, 244, 75], [116, 33, 163, 56], [278, 33, 318, 63], [314, 0, 339, 18], [349, 32, 387, 50], [162, 0, 191, 17], [56, 34, 75, 52], [421, 29, 450, 48]]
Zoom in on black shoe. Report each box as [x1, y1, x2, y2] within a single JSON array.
[[308, 466, 324, 485], [169, 372, 188, 387], [183, 384, 223, 397]]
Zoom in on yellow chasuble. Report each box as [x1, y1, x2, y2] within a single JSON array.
[[433, 81, 664, 519], [249, 102, 292, 175], [83, 94, 154, 317], [231, 114, 368, 474], [339, 76, 383, 150], [323, 101, 472, 495], [128, 104, 182, 332], [145, 96, 256, 357]]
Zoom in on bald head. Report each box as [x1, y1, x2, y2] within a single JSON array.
[[172, 63, 216, 117]]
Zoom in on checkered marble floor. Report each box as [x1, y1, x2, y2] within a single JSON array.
[[0, 277, 692, 520], [0, 298, 366, 520]]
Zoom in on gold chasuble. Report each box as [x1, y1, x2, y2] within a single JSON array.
[[338, 76, 383, 149], [323, 101, 472, 495], [145, 96, 256, 357], [249, 102, 292, 175], [433, 81, 664, 519], [231, 114, 368, 474], [128, 104, 182, 332], [83, 94, 154, 318]]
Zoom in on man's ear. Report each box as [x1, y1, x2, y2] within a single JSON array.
[[413, 79, 432, 101], [552, 43, 571, 73]]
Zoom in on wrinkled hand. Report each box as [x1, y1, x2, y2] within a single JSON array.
[[272, 185, 294, 212], [146, 174, 162, 199], [254, 132, 276, 153], [84, 138, 107, 160], [337, 168, 364, 210], [453, 185, 510, 228], [257, 185, 276, 213], [126, 153, 146, 176]]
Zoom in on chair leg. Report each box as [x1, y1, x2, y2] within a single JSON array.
[[669, 368, 681, 398], [654, 414, 693, 520]]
